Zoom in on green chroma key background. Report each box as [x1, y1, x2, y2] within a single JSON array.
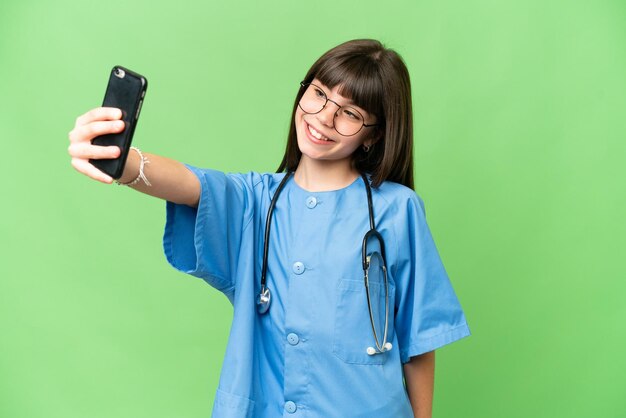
[[0, 0, 624, 417]]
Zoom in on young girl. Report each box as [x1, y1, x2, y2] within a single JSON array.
[[68, 39, 470, 418]]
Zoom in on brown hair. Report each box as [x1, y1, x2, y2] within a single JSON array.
[[277, 39, 414, 189]]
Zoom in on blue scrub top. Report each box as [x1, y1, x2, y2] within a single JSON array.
[[163, 167, 470, 418]]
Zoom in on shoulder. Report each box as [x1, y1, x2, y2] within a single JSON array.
[[226, 171, 288, 196], [188, 168, 286, 193], [373, 179, 426, 216]]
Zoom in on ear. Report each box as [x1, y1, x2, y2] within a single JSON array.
[[363, 130, 383, 148]]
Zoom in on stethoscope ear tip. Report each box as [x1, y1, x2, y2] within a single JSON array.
[[366, 343, 393, 356]]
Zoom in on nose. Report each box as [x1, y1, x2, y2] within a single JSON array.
[[317, 101, 340, 127]]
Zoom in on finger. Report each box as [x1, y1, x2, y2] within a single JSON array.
[[68, 120, 125, 143], [75, 107, 123, 127], [71, 158, 114, 184], [68, 142, 121, 160]]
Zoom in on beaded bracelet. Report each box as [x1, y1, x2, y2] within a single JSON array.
[[116, 146, 152, 187]]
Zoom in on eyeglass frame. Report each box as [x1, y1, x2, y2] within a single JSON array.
[[298, 81, 379, 137]]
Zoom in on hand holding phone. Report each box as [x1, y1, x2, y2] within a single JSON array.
[[89, 66, 147, 179]]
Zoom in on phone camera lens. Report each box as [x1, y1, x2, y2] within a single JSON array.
[[114, 67, 126, 78]]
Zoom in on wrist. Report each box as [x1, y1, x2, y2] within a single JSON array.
[[116, 147, 151, 187]]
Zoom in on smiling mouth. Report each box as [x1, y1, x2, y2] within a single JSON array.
[[307, 124, 333, 142]]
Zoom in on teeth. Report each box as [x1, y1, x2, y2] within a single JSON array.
[[308, 125, 330, 141]]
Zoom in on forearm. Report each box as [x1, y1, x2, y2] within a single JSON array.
[[69, 108, 200, 207], [118, 149, 200, 207], [403, 351, 435, 418]]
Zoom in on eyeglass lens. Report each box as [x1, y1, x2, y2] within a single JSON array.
[[299, 83, 366, 136]]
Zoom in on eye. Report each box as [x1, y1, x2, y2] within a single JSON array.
[[342, 107, 362, 121], [313, 87, 326, 99]]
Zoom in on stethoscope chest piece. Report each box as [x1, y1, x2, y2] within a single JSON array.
[[257, 286, 271, 314]]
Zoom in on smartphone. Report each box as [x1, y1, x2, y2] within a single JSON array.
[[90, 66, 148, 179]]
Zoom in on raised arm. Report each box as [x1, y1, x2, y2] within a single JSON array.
[[68, 107, 200, 207]]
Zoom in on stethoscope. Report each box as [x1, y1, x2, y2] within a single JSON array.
[[256, 172, 393, 356]]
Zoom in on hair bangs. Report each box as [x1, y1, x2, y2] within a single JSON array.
[[314, 56, 384, 121]]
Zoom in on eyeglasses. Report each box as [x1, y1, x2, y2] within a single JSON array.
[[298, 82, 378, 136]]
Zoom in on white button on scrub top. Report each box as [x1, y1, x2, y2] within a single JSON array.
[[306, 196, 317, 208], [287, 333, 300, 345], [285, 401, 297, 413], [292, 261, 305, 275]]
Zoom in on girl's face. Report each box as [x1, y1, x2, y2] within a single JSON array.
[[295, 79, 378, 168]]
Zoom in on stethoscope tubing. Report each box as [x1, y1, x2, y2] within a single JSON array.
[[260, 172, 293, 291]]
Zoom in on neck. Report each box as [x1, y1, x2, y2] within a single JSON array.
[[294, 157, 359, 192]]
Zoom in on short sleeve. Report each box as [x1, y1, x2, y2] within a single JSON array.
[[162, 166, 253, 301], [393, 194, 470, 363]]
